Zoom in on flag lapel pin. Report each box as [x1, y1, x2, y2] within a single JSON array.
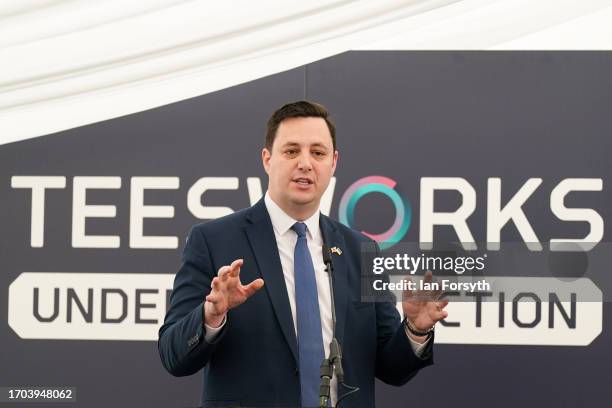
[[331, 246, 342, 255]]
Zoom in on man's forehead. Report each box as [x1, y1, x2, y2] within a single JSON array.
[[275, 117, 333, 147]]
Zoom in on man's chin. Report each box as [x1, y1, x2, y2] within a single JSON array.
[[288, 193, 318, 207]]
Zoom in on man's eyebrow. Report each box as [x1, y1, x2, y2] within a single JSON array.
[[280, 142, 329, 150], [310, 143, 329, 150]]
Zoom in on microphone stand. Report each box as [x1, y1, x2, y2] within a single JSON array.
[[319, 245, 344, 408]]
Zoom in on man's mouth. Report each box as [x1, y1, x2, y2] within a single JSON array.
[[292, 177, 313, 186]]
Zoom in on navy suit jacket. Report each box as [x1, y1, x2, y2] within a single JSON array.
[[158, 198, 433, 407]]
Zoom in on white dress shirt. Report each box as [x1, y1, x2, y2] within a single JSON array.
[[204, 192, 429, 405]]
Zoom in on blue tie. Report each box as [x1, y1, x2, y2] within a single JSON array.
[[292, 222, 325, 408]]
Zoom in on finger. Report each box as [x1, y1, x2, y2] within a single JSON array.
[[437, 299, 449, 309], [403, 291, 423, 302], [206, 292, 220, 304], [217, 266, 231, 280], [229, 259, 244, 277], [432, 309, 448, 321], [243, 278, 264, 298], [427, 271, 445, 301], [431, 285, 443, 301], [401, 278, 413, 301], [211, 277, 223, 291]]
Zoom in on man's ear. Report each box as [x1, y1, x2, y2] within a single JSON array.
[[262, 148, 271, 175], [331, 150, 339, 174]]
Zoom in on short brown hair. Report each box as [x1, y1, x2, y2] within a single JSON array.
[[265, 100, 336, 151]]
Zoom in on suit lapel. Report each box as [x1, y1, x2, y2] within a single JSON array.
[[244, 199, 298, 364], [319, 215, 349, 349]]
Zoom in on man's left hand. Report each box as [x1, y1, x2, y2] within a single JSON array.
[[402, 270, 449, 341]]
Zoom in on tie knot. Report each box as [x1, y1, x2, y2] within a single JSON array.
[[291, 222, 308, 238]]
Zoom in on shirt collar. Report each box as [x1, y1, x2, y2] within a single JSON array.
[[264, 191, 320, 241]]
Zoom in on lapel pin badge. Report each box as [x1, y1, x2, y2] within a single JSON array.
[[331, 246, 342, 255]]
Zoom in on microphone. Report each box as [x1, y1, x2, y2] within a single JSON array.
[[322, 244, 334, 271], [322, 245, 344, 383], [320, 244, 345, 408]]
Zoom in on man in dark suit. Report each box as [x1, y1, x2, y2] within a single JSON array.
[[158, 101, 449, 408]]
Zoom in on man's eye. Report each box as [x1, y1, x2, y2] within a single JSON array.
[[285, 150, 298, 155], [313, 151, 325, 157]]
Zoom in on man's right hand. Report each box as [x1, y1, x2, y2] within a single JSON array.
[[204, 259, 265, 328]]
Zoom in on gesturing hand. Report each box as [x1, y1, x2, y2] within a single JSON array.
[[402, 271, 449, 336], [204, 259, 265, 327]]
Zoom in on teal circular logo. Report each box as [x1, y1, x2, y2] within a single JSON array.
[[338, 176, 411, 249]]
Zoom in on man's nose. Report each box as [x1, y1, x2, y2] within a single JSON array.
[[297, 152, 312, 171]]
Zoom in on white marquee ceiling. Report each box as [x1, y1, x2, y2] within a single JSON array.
[[1, 0, 611, 145]]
